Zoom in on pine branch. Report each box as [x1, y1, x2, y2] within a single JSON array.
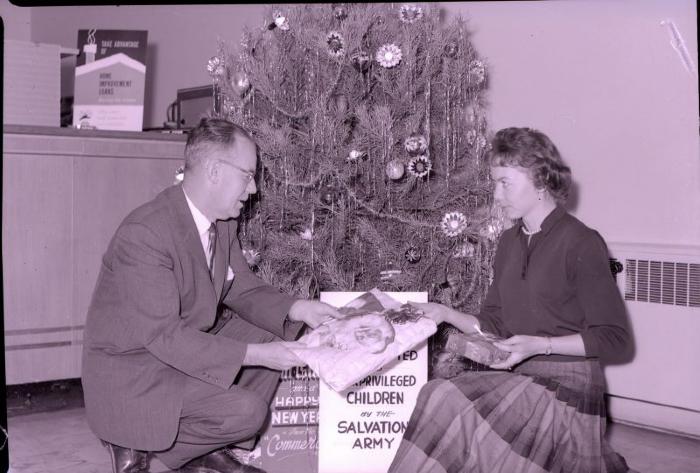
[[343, 187, 435, 229]]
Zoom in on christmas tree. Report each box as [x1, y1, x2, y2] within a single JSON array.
[[209, 3, 505, 317]]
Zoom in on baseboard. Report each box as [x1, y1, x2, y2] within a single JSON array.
[[607, 394, 700, 439], [6, 378, 85, 418]]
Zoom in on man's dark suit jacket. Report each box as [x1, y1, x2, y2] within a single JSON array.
[[82, 184, 302, 451]]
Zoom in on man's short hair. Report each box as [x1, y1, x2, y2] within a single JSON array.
[[184, 117, 255, 170]]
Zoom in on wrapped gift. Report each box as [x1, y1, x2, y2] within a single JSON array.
[[444, 330, 510, 366], [289, 289, 437, 391]]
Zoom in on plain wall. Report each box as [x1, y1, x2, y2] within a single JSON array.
[[444, 0, 699, 247], [0, 0, 31, 41], [25, 1, 700, 247]]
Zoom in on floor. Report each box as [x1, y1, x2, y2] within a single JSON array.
[[5, 406, 700, 473]]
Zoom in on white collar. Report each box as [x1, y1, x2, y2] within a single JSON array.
[[183, 187, 212, 237]]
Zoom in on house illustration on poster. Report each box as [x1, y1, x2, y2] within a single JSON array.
[[73, 29, 147, 131]]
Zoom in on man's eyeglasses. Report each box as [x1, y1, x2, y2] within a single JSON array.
[[216, 160, 255, 182]]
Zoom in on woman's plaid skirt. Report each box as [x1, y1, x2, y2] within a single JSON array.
[[388, 359, 631, 473]]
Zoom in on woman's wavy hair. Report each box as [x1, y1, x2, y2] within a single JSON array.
[[487, 127, 572, 204]]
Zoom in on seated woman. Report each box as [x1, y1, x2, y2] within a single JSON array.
[[389, 127, 634, 473]]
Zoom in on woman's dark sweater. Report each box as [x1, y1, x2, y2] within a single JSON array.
[[477, 205, 633, 364]]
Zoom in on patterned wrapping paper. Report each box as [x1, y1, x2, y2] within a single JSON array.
[[290, 289, 437, 392], [444, 330, 510, 366]]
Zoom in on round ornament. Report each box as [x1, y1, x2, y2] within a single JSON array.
[[399, 4, 423, 24], [404, 246, 421, 264], [404, 134, 428, 155], [385, 159, 405, 180], [444, 42, 459, 58], [350, 50, 371, 73], [319, 185, 337, 205], [332, 3, 348, 20], [346, 149, 367, 163], [230, 71, 251, 97], [206, 56, 225, 77], [376, 43, 402, 68], [441, 211, 468, 237], [326, 31, 346, 58], [407, 155, 432, 178]]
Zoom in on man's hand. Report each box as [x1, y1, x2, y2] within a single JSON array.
[[243, 341, 307, 370], [288, 299, 343, 328]]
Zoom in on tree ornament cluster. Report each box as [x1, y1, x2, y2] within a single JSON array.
[[206, 56, 225, 77], [404, 134, 428, 155], [326, 31, 346, 58], [375, 44, 403, 68], [407, 155, 432, 178], [399, 4, 424, 24], [211, 3, 504, 312]]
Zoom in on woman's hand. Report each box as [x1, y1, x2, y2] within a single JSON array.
[[489, 335, 548, 370], [409, 302, 481, 334], [407, 302, 452, 325]]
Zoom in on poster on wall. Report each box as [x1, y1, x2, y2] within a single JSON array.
[[253, 366, 320, 473], [317, 291, 429, 473], [73, 29, 148, 131]]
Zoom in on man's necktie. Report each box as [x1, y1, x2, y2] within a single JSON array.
[[207, 223, 217, 280]]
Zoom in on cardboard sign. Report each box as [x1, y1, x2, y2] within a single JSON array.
[[247, 366, 320, 473], [317, 292, 428, 473], [247, 291, 428, 473], [73, 29, 147, 131]]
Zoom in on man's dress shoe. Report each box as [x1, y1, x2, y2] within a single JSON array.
[[177, 448, 266, 473], [102, 441, 150, 473]]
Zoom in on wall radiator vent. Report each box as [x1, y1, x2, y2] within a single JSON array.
[[624, 259, 700, 307]]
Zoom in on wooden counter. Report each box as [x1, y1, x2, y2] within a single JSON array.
[[3, 125, 186, 384]]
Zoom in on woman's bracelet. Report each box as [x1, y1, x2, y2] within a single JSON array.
[[544, 336, 552, 356]]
